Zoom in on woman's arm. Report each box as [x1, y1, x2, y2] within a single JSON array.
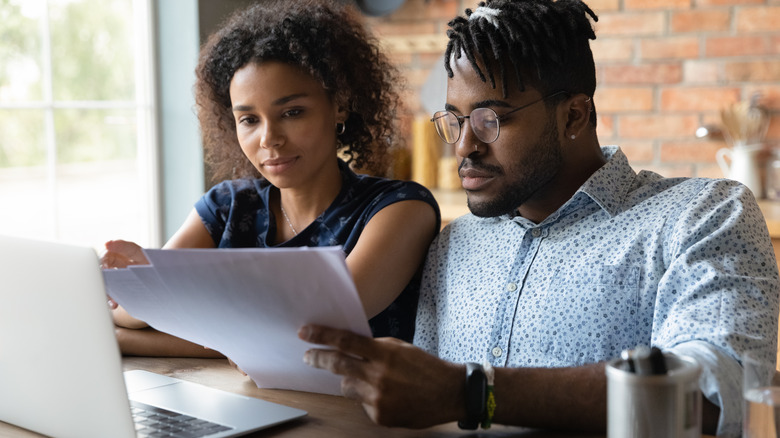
[[115, 326, 224, 358], [345, 200, 438, 319]]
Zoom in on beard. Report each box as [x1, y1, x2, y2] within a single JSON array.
[[466, 116, 563, 218]]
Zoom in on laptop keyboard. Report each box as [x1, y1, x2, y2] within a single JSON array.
[[130, 400, 235, 438]]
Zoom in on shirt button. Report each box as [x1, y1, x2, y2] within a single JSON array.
[[531, 228, 542, 237], [506, 282, 518, 292], [491, 347, 503, 357]]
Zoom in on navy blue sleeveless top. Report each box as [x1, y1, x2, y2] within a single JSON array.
[[194, 159, 440, 342]]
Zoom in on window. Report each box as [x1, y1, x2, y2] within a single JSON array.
[[0, 0, 159, 249]]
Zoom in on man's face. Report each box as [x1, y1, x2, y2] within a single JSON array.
[[446, 56, 564, 218]]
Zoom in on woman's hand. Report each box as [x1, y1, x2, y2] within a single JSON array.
[[101, 239, 150, 328], [100, 239, 150, 269]]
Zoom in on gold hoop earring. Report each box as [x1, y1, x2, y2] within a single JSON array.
[[336, 122, 346, 136]]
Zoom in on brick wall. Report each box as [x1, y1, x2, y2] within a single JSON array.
[[365, 0, 780, 180]]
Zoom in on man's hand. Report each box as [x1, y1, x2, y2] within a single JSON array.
[[298, 324, 465, 428]]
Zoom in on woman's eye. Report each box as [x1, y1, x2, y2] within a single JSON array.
[[282, 108, 303, 118], [238, 116, 258, 125]]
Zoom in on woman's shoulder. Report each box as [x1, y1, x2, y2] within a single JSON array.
[[202, 178, 270, 205], [350, 172, 437, 203]]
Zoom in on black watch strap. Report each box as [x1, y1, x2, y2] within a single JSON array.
[[457, 362, 486, 430]]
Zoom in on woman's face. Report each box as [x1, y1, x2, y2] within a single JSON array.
[[229, 61, 346, 188]]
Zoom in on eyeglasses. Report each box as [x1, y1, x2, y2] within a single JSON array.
[[430, 91, 567, 144]]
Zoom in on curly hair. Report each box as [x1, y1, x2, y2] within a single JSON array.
[[445, 0, 598, 125], [195, 0, 401, 181]]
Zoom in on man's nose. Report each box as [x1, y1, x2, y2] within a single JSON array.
[[454, 119, 480, 158]]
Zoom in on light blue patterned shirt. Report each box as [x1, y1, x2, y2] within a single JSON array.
[[414, 146, 779, 436]]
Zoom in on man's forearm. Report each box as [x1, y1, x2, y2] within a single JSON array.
[[492, 362, 719, 434], [492, 363, 607, 432]]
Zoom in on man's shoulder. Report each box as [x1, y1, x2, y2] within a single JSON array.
[[629, 173, 749, 206]]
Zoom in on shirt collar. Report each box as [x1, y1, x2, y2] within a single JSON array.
[[507, 145, 637, 227], [575, 145, 637, 217], [474, 146, 638, 226]]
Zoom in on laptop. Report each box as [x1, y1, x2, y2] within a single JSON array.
[[0, 235, 307, 438]]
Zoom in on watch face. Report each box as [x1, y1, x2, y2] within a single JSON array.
[[354, 0, 406, 16]]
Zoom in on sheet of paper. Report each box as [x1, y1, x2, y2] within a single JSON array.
[[104, 246, 370, 395]]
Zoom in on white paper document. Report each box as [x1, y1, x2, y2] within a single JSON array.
[[103, 246, 371, 395]]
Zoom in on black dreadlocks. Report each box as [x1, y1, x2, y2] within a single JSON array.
[[444, 0, 598, 125]]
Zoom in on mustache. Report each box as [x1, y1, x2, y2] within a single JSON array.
[[458, 157, 503, 175]]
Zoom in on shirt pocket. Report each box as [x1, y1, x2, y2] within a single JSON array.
[[538, 264, 641, 365]]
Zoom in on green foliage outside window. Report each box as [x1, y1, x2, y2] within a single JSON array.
[[0, 0, 137, 168]]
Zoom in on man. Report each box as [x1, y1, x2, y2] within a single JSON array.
[[299, 1, 779, 436]]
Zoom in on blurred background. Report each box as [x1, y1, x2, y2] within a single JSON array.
[[1, 0, 778, 250]]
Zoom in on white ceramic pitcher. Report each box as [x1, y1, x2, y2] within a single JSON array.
[[716, 143, 764, 198]]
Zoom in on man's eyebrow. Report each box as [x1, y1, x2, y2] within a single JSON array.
[[232, 93, 309, 112], [443, 99, 512, 113], [473, 99, 512, 109]]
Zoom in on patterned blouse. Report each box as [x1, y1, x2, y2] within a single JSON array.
[[195, 159, 440, 342], [414, 146, 779, 436]]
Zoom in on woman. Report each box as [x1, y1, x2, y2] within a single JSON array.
[[104, 0, 439, 356]]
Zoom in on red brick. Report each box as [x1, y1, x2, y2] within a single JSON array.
[[725, 61, 780, 82], [409, 0, 458, 20], [587, 0, 621, 12], [671, 10, 731, 33], [697, 0, 765, 5], [417, 52, 444, 68], [736, 6, 780, 32], [641, 37, 700, 60], [661, 87, 741, 111], [643, 164, 695, 178], [366, 0, 458, 21], [660, 140, 724, 162], [706, 36, 777, 57], [601, 64, 683, 84], [596, 114, 615, 139], [591, 38, 635, 63], [595, 12, 666, 36], [625, 0, 691, 9], [371, 22, 437, 37], [595, 87, 655, 112], [386, 52, 414, 67], [683, 60, 724, 84], [743, 85, 780, 110], [698, 164, 727, 179], [767, 116, 780, 140], [619, 114, 700, 139], [619, 141, 656, 163], [701, 112, 724, 127]]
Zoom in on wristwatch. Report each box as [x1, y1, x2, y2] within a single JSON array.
[[457, 362, 486, 430]]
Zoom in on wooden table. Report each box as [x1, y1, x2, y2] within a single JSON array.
[[0, 357, 716, 437]]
